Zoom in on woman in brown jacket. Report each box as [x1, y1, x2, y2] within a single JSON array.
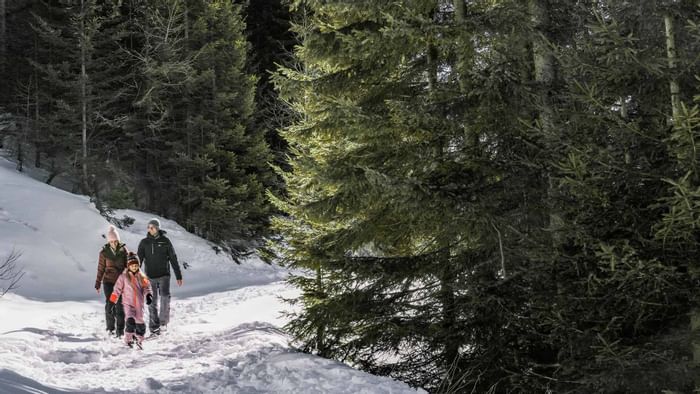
[[95, 225, 128, 337]]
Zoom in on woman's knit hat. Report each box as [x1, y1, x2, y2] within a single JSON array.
[[106, 225, 120, 242]]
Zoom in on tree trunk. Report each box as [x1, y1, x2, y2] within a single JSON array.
[[529, 0, 562, 239], [427, 44, 437, 94], [18, 78, 32, 172], [452, 0, 467, 93], [426, 26, 460, 374], [34, 65, 40, 168], [0, 0, 6, 78], [184, 1, 189, 40], [315, 265, 327, 356], [529, 0, 555, 136], [452, 0, 479, 153], [46, 160, 59, 185], [439, 260, 459, 376], [664, 13, 681, 126], [80, 0, 90, 194]]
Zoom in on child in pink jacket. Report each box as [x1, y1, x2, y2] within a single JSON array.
[[110, 252, 153, 348]]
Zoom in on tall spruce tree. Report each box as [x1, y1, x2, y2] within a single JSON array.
[[273, 0, 543, 390], [182, 0, 274, 254], [238, 0, 295, 166], [121, 0, 274, 256], [127, 0, 192, 212], [87, 0, 146, 205]]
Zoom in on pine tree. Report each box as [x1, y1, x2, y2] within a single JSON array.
[[29, 0, 101, 190], [123, 0, 274, 256], [274, 0, 541, 389], [184, 0, 274, 255], [88, 0, 146, 205], [126, 0, 193, 212], [238, 0, 295, 166]]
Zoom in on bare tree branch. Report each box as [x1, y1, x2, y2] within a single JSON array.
[[0, 248, 25, 297]]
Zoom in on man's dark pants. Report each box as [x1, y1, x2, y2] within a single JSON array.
[[149, 276, 171, 333]]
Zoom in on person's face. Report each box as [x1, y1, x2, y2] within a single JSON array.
[[109, 240, 119, 248], [129, 264, 139, 273], [148, 224, 158, 236]]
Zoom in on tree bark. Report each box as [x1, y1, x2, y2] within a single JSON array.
[[315, 265, 327, 356], [529, 0, 555, 136], [34, 46, 40, 168], [439, 259, 459, 375], [664, 13, 681, 127], [427, 44, 437, 94], [45, 159, 59, 185], [426, 23, 460, 373], [0, 0, 6, 77], [452, 0, 467, 93], [452, 0, 479, 153], [80, 0, 90, 193], [529, 0, 562, 239], [18, 77, 32, 172]]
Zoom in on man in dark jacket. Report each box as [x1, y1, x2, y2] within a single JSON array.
[[137, 218, 183, 336]]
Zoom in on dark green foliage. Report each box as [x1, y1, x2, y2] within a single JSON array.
[[3, 0, 276, 258], [27, 0, 90, 178], [238, 0, 295, 164], [184, 0, 273, 248], [274, 0, 700, 392], [273, 0, 540, 390]]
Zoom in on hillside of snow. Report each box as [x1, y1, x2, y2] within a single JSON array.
[[0, 156, 424, 394], [0, 155, 286, 301]]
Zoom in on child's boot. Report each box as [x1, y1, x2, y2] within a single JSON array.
[[135, 335, 144, 350], [124, 332, 134, 347]]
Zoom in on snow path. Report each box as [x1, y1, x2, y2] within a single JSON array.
[[0, 282, 422, 393], [0, 155, 423, 393]]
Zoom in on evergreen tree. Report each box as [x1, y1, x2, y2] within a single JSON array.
[[28, 0, 100, 189], [239, 0, 295, 166], [274, 0, 541, 389], [125, 0, 192, 212], [183, 0, 274, 254], [88, 0, 147, 205], [120, 0, 274, 255]]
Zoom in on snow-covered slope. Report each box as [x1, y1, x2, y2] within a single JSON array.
[[0, 157, 424, 393], [0, 155, 285, 301]]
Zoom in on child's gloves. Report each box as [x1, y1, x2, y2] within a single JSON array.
[[146, 294, 153, 305], [109, 293, 119, 304]]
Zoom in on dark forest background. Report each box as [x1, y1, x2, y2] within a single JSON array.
[[0, 0, 293, 258]]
